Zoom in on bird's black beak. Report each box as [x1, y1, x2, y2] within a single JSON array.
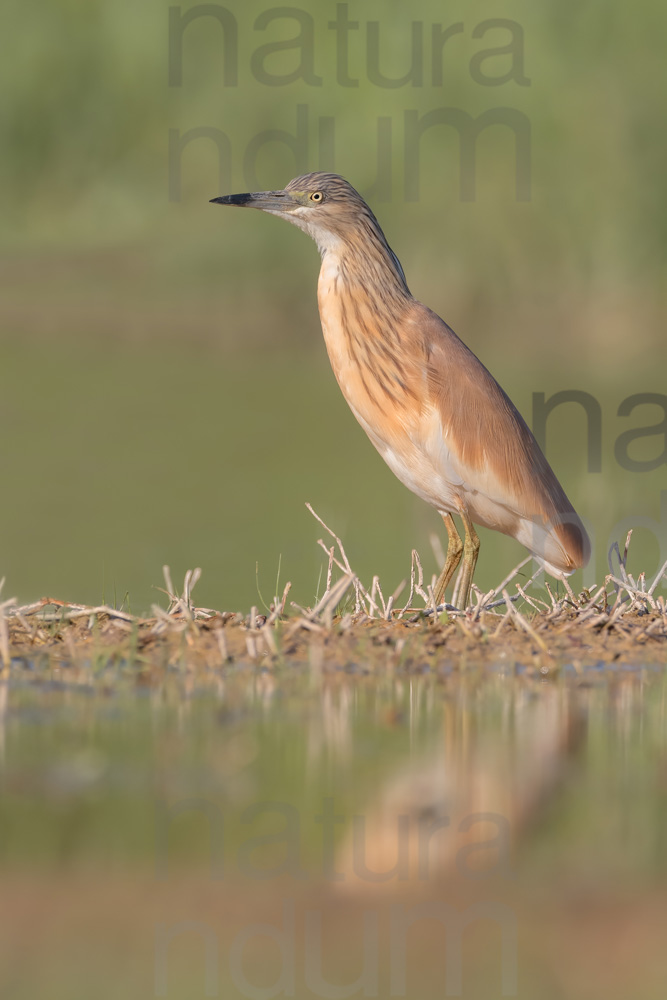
[[210, 190, 299, 213]]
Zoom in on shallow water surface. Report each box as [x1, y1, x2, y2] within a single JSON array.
[[0, 659, 666, 998]]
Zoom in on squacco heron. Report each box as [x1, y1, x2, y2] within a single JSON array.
[[212, 173, 589, 608]]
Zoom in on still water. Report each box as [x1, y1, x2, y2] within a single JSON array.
[[0, 658, 665, 998]]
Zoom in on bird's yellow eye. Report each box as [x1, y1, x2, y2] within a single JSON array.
[[309, 191, 323, 202]]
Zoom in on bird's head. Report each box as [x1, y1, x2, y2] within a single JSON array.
[[211, 172, 381, 255]]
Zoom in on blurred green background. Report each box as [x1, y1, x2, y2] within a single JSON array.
[[2, 0, 666, 613]]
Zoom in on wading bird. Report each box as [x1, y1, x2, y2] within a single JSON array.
[[211, 173, 589, 608]]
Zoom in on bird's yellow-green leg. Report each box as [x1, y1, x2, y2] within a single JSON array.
[[453, 509, 480, 609], [434, 513, 464, 606]]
